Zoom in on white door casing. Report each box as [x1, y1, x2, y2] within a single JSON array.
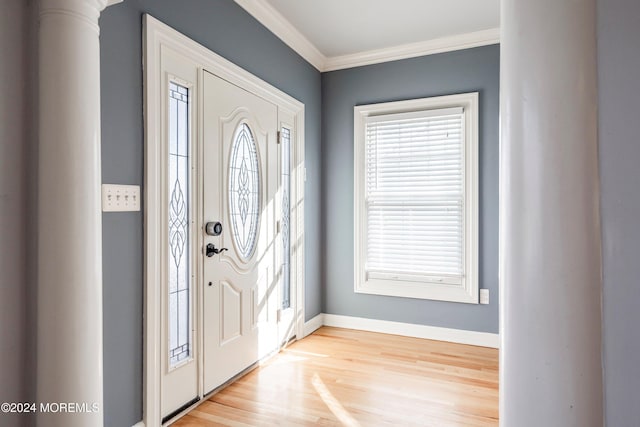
[[144, 15, 305, 426], [203, 72, 279, 392]]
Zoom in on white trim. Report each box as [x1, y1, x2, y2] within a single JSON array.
[[303, 313, 325, 337], [106, 0, 123, 6], [353, 93, 479, 304], [323, 314, 499, 349], [132, 422, 145, 427], [229, 2, 500, 72], [323, 28, 500, 72], [302, 313, 499, 348], [233, 0, 325, 70], [144, 15, 305, 427], [143, 17, 162, 427]]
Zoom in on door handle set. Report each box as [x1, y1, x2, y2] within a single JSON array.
[[206, 243, 228, 257], [204, 221, 226, 257]]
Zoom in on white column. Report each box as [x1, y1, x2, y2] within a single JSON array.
[[37, 0, 107, 425], [500, 0, 603, 426]]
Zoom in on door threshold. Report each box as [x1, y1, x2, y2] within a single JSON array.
[[204, 343, 287, 397], [161, 397, 200, 426], [166, 339, 297, 425], [163, 360, 269, 425], [204, 360, 260, 398]]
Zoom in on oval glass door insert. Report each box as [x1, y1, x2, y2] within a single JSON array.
[[228, 122, 260, 260]]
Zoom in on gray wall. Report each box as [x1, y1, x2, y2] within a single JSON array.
[[99, 1, 322, 426], [597, 0, 640, 425], [321, 45, 500, 333], [0, 1, 28, 426]]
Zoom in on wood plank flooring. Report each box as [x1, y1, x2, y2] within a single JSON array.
[[173, 327, 499, 426]]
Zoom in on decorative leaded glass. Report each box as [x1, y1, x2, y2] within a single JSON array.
[[281, 127, 291, 309], [168, 82, 191, 366], [229, 123, 260, 260]]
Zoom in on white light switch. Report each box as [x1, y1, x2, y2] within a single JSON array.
[[102, 184, 140, 212], [480, 288, 490, 305]]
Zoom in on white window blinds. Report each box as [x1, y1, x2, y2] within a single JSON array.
[[365, 107, 465, 285]]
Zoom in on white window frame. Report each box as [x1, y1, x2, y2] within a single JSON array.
[[354, 92, 479, 304]]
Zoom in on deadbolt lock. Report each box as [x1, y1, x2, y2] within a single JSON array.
[[205, 221, 223, 236]]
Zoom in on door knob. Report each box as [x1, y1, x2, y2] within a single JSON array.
[[206, 243, 228, 257]]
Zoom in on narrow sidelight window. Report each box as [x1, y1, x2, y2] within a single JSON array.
[[281, 127, 291, 309], [168, 82, 192, 366]]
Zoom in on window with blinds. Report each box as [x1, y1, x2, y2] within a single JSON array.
[[365, 107, 464, 284], [354, 93, 478, 303]]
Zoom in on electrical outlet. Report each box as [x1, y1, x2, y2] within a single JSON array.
[[480, 288, 490, 305], [102, 184, 140, 212]]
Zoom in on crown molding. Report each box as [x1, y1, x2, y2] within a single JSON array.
[[233, 1, 500, 72], [233, 0, 326, 70], [323, 27, 501, 71]]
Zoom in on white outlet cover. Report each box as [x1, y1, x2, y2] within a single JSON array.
[[479, 288, 490, 305], [102, 184, 141, 212]]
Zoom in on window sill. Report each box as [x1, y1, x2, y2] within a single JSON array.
[[355, 278, 478, 304]]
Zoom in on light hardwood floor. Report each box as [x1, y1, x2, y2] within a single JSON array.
[[173, 327, 499, 426]]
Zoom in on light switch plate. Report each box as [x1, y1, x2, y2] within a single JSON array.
[[480, 288, 490, 305], [102, 184, 140, 212]]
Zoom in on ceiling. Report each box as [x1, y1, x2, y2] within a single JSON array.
[[234, 0, 500, 71]]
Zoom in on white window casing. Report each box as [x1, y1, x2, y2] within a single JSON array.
[[354, 93, 479, 303]]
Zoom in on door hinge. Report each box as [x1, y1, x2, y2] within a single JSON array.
[[277, 130, 281, 144], [276, 220, 281, 233]]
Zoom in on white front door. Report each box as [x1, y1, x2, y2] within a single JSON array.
[[202, 71, 279, 393]]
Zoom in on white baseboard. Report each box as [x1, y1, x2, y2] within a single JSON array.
[[303, 313, 325, 337], [321, 314, 499, 349], [132, 422, 145, 427]]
